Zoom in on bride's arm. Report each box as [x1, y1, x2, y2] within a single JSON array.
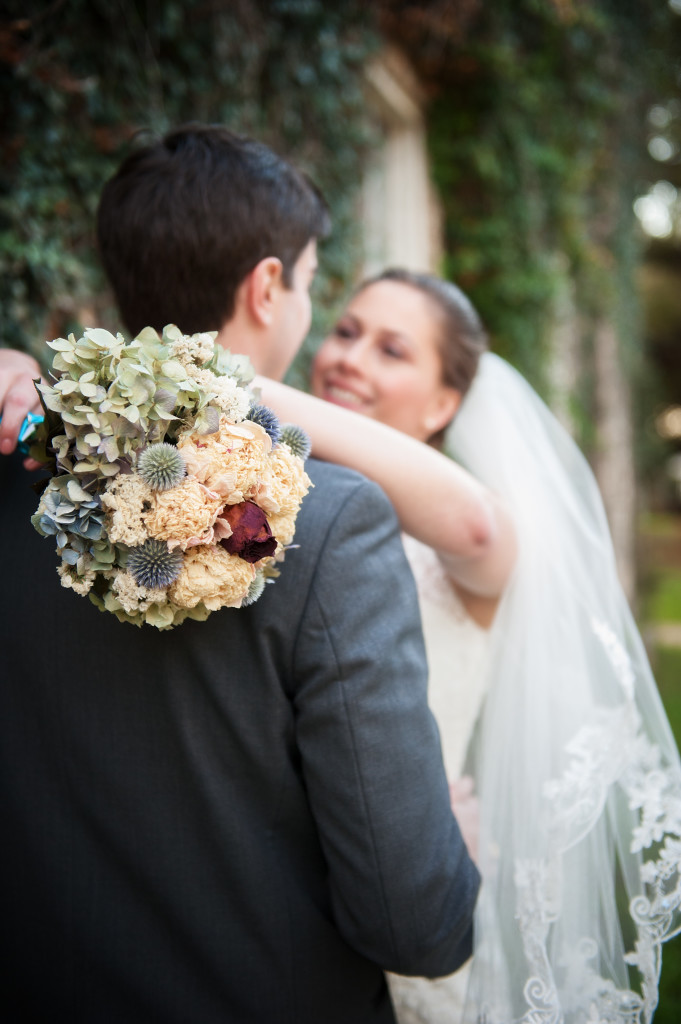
[[256, 376, 516, 600]]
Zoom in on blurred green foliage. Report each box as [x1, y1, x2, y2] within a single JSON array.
[[645, 572, 681, 623], [651, 647, 679, 1015], [380, 0, 680, 426], [647, 642, 681, 1016], [637, 510, 681, 1016], [0, 0, 379, 367], [3, 0, 681, 442]]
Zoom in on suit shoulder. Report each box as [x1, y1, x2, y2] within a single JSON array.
[[297, 458, 396, 546], [288, 459, 397, 582], [303, 458, 392, 515], [304, 457, 367, 492]]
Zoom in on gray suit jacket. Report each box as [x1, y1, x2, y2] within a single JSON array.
[[0, 453, 479, 1023]]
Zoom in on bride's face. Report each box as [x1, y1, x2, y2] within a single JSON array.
[[311, 280, 460, 442]]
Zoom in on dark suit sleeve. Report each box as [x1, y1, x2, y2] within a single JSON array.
[[291, 477, 480, 977]]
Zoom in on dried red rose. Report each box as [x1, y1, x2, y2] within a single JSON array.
[[218, 501, 277, 563]]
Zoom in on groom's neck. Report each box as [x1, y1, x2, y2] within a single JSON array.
[[215, 314, 280, 381]]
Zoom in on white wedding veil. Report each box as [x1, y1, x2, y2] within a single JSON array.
[[446, 353, 681, 1024]]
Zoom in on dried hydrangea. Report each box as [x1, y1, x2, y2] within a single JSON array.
[[30, 323, 309, 628], [209, 345, 256, 386], [32, 325, 245, 484], [32, 477, 105, 548], [184, 364, 251, 422]]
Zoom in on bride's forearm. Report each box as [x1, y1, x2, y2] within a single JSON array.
[[255, 376, 516, 597]]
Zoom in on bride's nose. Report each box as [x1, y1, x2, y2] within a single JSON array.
[[336, 336, 369, 374]]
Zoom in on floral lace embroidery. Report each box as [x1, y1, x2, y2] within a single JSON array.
[[509, 619, 681, 1024]]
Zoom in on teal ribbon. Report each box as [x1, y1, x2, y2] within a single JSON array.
[[0, 411, 44, 454]]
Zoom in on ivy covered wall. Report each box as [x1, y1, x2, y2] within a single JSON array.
[[0, 0, 378, 368], [378, 0, 681, 592], [380, 0, 677, 395], [4, 1, 678, 391], [3, 1, 680, 496]]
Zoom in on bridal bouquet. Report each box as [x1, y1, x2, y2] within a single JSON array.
[[29, 325, 311, 629]]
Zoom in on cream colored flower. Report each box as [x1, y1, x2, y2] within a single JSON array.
[[168, 331, 215, 366], [185, 366, 251, 420], [168, 545, 255, 610], [58, 560, 96, 596], [178, 416, 271, 504], [111, 570, 169, 615], [102, 472, 154, 546], [266, 511, 299, 548], [143, 477, 223, 548], [255, 445, 311, 545]]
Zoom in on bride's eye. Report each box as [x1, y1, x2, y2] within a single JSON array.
[[381, 340, 405, 359], [333, 321, 357, 340]]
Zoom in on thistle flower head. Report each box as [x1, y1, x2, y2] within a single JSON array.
[[127, 539, 183, 589], [280, 424, 311, 461], [242, 570, 267, 607], [138, 443, 186, 491], [247, 403, 281, 445]]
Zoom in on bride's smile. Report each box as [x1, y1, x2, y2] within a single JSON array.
[[311, 278, 460, 443], [318, 380, 371, 410]]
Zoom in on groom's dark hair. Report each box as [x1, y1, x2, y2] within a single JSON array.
[[97, 123, 330, 336]]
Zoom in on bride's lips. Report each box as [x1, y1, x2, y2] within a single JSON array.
[[320, 381, 370, 410]]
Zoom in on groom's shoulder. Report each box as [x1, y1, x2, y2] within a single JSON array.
[[300, 457, 394, 532], [286, 458, 399, 585], [304, 456, 369, 499]]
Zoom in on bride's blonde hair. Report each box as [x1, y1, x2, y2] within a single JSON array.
[[357, 268, 488, 447]]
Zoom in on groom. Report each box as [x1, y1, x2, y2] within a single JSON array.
[[0, 125, 479, 1023]]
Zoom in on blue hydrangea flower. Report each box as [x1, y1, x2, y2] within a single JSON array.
[[33, 484, 104, 549]]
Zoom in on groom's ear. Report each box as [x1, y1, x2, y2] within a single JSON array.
[[242, 257, 285, 328]]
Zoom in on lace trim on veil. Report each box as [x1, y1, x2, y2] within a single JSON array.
[[445, 354, 681, 1024], [512, 620, 681, 1024]]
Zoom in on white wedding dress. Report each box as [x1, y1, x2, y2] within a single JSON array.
[[388, 534, 489, 1024], [387, 354, 681, 1024]]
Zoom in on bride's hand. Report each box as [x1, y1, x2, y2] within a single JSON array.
[[449, 776, 479, 865], [0, 348, 43, 469]]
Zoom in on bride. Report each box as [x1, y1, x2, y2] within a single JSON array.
[[255, 269, 681, 1024], [1, 269, 680, 1022]]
